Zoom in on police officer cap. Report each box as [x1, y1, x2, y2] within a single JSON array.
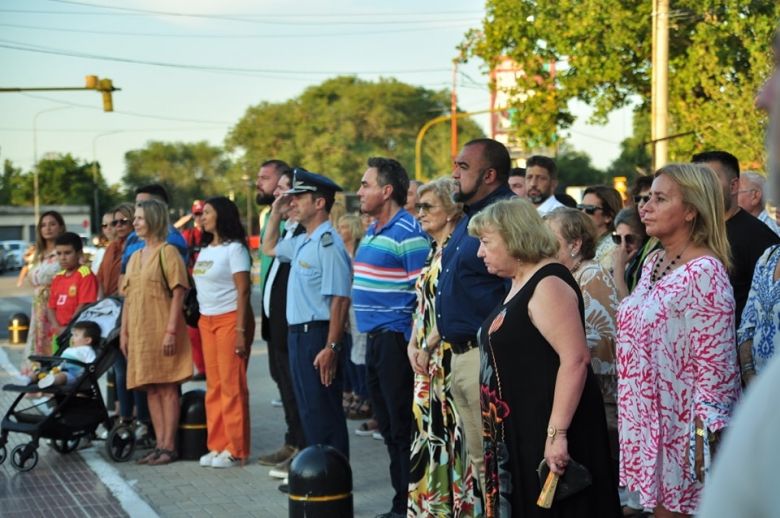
[[286, 168, 343, 195]]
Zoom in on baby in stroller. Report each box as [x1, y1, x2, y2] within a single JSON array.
[[23, 321, 100, 390]]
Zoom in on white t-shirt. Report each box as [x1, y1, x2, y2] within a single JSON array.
[[193, 241, 251, 316], [62, 345, 96, 365]]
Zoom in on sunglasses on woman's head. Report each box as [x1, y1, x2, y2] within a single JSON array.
[[577, 204, 603, 215], [611, 233, 639, 246], [111, 218, 130, 227], [633, 194, 651, 205]]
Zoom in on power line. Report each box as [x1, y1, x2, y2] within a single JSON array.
[[0, 39, 450, 75], [0, 127, 226, 132], [0, 21, 471, 39]]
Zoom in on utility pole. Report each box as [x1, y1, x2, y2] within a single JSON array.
[[651, 0, 669, 170], [451, 60, 459, 161]]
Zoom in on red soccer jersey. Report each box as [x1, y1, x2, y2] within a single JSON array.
[[48, 266, 99, 327]]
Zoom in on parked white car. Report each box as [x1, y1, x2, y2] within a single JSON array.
[[0, 240, 29, 270]]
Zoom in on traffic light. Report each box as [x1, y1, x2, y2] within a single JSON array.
[[85, 75, 116, 112]]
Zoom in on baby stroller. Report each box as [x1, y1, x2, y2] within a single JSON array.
[[0, 297, 134, 471]]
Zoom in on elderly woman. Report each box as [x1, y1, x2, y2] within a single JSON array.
[[545, 207, 620, 463], [610, 207, 649, 300], [617, 163, 740, 517], [406, 177, 475, 516], [121, 199, 192, 465], [469, 198, 619, 517], [737, 243, 780, 386], [194, 196, 254, 468], [580, 185, 624, 272], [97, 202, 134, 298], [21, 210, 66, 373]]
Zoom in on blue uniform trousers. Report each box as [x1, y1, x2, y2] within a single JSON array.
[[288, 322, 349, 458]]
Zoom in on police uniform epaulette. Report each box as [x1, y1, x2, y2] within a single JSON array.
[[320, 232, 334, 247], [78, 265, 92, 277]]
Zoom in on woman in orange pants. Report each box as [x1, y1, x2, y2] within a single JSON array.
[[192, 196, 255, 468]]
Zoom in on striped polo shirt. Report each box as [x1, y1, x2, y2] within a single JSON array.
[[352, 208, 430, 338]]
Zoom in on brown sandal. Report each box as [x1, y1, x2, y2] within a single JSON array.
[[136, 448, 160, 465], [148, 448, 178, 465]]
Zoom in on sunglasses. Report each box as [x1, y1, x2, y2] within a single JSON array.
[[111, 218, 130, 227], [633, 194, 651, 205], [101, 223, 110, 229], [414, 202, 439, 213], [611, 233, 640, 246], [577, 204, 604, 215]]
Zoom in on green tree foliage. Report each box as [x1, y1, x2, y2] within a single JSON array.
[[607, 110, 653, 181], [123, 141, 234, 214], [4, 154, 120, 231], [0, 160, 23, 205], [555, 144, 608, 187], [463, 1, 778, 166], [225, 76, 485, 189]]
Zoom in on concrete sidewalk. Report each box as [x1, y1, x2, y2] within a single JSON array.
[[0, 314, 393, 517]]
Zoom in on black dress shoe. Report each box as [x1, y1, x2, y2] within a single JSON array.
[[278, 483, 289, 494]]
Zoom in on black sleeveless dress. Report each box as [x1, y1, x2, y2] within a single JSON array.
[[477, 263, 620, 517]]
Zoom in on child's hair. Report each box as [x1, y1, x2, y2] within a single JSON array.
[[72, 320, 102, 346], [55, 232, 83, 252]]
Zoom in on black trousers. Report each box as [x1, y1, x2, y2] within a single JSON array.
[[267, 306, 306, 449], [366, 331, 414, 514]]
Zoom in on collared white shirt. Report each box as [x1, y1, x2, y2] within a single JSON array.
[[535, 195, 565, 216], [263, 220, 298, 318], [758, 209, 780, 237]]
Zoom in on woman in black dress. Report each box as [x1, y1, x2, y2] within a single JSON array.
[[468, 198, 620, 517]]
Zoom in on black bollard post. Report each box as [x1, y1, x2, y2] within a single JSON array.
[[8, 313, 29, 345], [178, 389, 208, 460], [288, 445, 352, 518]]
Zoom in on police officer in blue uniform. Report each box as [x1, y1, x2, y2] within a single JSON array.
[[261, 168, 352, 458]]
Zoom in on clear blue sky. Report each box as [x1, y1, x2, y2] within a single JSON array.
[[0, 0, 632, 187]]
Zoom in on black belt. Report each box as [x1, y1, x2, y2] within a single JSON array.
[[366, 328, 398, 340], [450, 338, 478, 355], [289, 321, 329, 333]]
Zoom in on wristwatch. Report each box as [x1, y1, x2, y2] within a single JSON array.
[[329, 341, 343, 353]]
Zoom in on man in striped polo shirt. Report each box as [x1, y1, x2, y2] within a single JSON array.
[[353, 157, 430, 518]]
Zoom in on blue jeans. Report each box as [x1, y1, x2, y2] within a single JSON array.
[[113, 353, 150, 423]]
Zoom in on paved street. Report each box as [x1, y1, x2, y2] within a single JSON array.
[[0, 279, 393, 517]]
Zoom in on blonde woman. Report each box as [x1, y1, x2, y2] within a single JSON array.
[[617, 163, 740, 517]]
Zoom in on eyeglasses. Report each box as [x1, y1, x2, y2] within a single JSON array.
[[111, 218, 130, 227], [577, 204, 604, 215], [633, 194, 651, 205], [101, 223, 110, 229], [611, 233, 640, 246], [414, 202, 439, 213]]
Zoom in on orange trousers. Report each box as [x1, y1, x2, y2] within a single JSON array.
[[199, 311, 251, 459]]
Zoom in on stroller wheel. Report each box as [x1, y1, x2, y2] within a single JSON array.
[[0, 445, 6, 465], [51, 438, 80, 454], [11, 443, 38, 472], [106, 424, 135, 462]]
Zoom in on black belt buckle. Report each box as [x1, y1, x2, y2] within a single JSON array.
[[451, 338, 477, 355]]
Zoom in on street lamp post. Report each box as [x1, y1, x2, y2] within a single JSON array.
[[32, 105, 72, 224], [242, 174, 252, 237]]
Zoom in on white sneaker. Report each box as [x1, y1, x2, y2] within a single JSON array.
[[200, 450, 220, 467], [38, 374, 56, 389], [211, 450, 240, 468], [271, 399, 283, 407], [372, 431, 383, 440]]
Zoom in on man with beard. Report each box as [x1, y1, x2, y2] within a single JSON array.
[[437, 138, 513, 496], [526, 155, 565, 215], [692, 151, 780, 328], [255, 159, 305, 472]]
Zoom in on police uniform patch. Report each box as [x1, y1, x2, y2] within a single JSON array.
[[321, 232, 333, 247]]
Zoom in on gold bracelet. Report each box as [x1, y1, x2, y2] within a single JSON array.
[[695, 427, 706, 437]]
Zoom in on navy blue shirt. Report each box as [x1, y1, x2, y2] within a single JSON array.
[[435, 184, 513, 343]]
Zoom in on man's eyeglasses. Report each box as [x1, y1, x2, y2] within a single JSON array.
[[111, 218, 130, 227], [611, 233, 640, 246], [633, 194, 651, 205], [577, 204, 604, 215], [414, 202, 439, 213]]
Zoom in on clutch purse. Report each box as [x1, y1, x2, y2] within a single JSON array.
[[536, 458, 593, 505]]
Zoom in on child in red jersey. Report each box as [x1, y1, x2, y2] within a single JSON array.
[[47, 232, 99, 340]]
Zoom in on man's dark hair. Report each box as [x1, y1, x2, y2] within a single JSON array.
[[73, 320, 102, 347], [464, 138, 511, 181], [312, 191, 336, 213], [279, 168, 294, 185], [526, 155, 558, 180], [367, 157, 410, 207], [555, 192, 577, 208], [261, 159, 292, 176], [509, 167, 526, 178], [630, 175, 654, 197], [691, 151, 740, 179], [55, 231, 83, 252], [135, 184, 170, 204]]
